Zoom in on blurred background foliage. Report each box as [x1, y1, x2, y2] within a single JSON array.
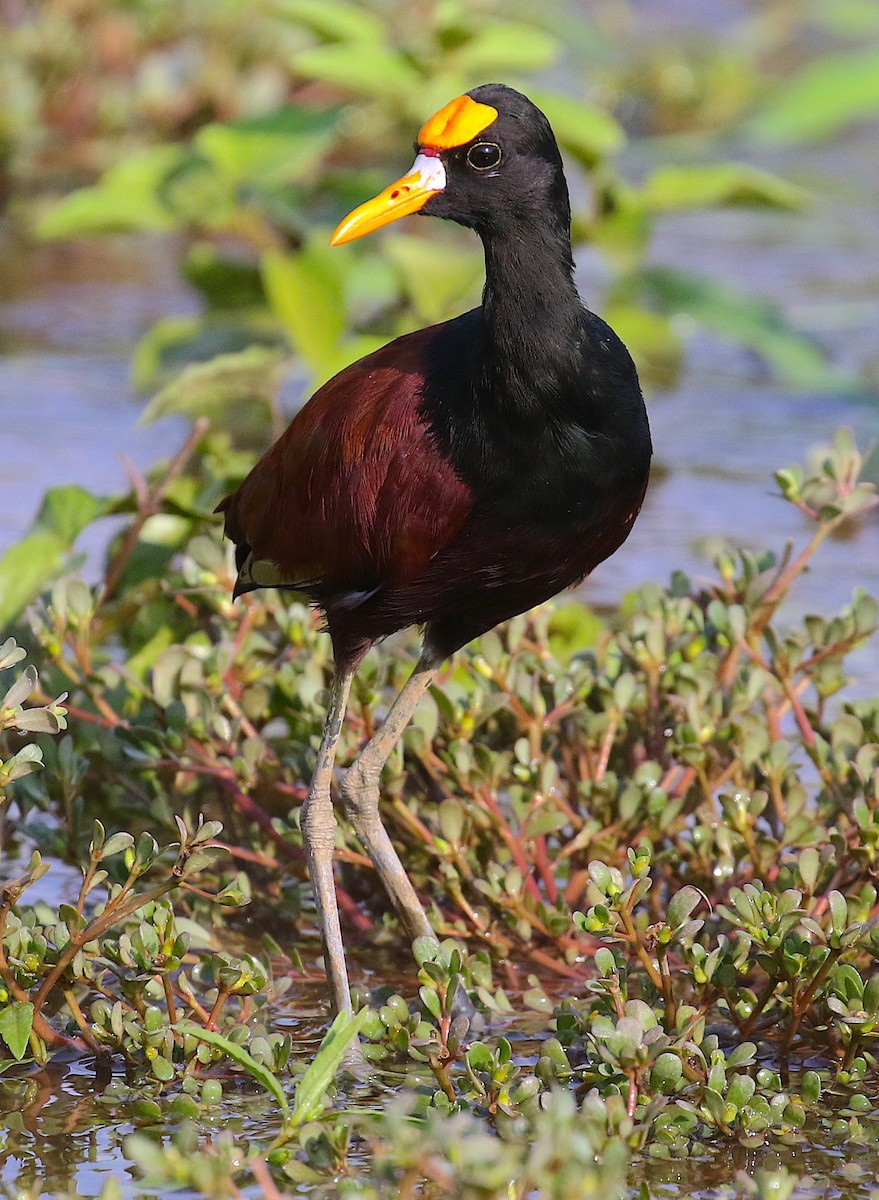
[[3, 0, 879, 421]]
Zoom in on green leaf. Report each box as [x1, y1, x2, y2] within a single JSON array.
[[640, 164, 804, 213], [589, 860, 613, 893], [594, 947, 616, 977], [12, 706, 65, 735], [419, 985, 443, 1021], [0, 744, 44, 787], [802, 1070, 822, 1104], [453, 23, 559, 75], [151, 1054, 175, 1083], [174, 1023, 289, 1121], [0, 639, 26, 671], [547, 601, 606, 663], [1, 664, 37, 710], [33, 485, 108, 546], [194, 106, 339, 187], [0, 1001, 34, 1061], [650, 1052, 683, 1091], [262, 244, 345, 370], [140, 346, 287, 427], [631, 267, 844, 389], [290, 1008, 370, 1128], [528, 91, 625, 165], [726, 1041, 757, 1068], [667, 886, 703, 929], [273, 0, 386, 43], [294, 45, 420, 98], [828, 890, 848, 937], [384, 234, 482, 324], [726, 1074, 756, 1110], [101, 833, 136, 860], [751, 49, 879, 143], [36, 147, 182, 238], [0, 532, 66, 627], [0, 482, 111, 625], [603, 305, 684, 389]]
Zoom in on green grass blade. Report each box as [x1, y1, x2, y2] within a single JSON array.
[[174, 1023, 289, 1122], [290, 1008, 370, 1129]]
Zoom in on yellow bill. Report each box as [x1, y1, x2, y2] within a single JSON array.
[[330, 153, 446, 246], [330, 94, 498, 246]]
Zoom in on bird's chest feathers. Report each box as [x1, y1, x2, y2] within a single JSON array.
[[423, 366, 629, 526], [456, 405, 614, 523]]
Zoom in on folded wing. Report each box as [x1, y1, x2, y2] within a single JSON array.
[[218, 325, 472, 604]]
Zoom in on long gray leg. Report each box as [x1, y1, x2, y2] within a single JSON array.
[[340, 651, 438, 941], [300, 666, 357, 1015]]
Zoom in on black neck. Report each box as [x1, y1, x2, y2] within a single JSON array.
[[475, 217, 583, 413]]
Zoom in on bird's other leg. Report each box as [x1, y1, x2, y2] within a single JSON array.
[[300, 665, 357, 1016], [340, 649, 439, 942]]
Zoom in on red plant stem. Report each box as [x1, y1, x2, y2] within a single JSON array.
[[533, 835, 558, 904], [477, 787, 543, 905], [627, 1072, 638, 1118]]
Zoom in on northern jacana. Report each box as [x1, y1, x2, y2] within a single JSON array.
[[219, 84, 652, 1016]]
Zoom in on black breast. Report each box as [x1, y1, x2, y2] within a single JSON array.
[[418, 309, 651, 530]]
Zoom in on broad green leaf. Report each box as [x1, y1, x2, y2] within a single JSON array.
[[175, 1023, 289, 1120], [587, 190, 653, 272], [290, 1008, 370, 1128], [140, 346, 288, 426], [155, 152, 235, 226], [182, 245, 266, 312], [751, 49, 879, 142], [632, 268, 844, 389], [194, 106, 339, 186], [0, 1001, 34, 1061], [32, 484, 108, 546], [547, 601, 606, 664], [384, 234, 482, 323], [272, 0, 385, 43], [0, 531, 66, 627], [526, 91, 625, 165], [667, 886, 703, 929], [453, 23, 559, 75], [602, 305, 683, 389], [640, 164, 804, 213], [293, 45, 420, 98], [131, 313, 286, 393], [828, 889, 849, 937], [36, 147, 181, 239], [262, 244, 345, 369], [589, 860, 613, 893], [651, 1052, 683, 1091]]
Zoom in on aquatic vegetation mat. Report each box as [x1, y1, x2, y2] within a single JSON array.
[[0, 430, 877, 1198]]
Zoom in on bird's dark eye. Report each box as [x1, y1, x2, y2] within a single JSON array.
[[466, 142, 502, 171]]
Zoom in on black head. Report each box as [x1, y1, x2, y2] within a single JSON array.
[[422, 85, 571, 239], [330, 85, 571, 247]]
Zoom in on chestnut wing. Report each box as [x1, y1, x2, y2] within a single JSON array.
[[218, 326, 472, 601]]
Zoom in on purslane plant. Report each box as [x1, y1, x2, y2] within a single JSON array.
[[0, 429, 877, 1196]]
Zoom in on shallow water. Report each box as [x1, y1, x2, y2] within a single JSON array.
[[1, 951, 878, 1200]]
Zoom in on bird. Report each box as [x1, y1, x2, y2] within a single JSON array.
[[218, 84, 652, 1017]]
